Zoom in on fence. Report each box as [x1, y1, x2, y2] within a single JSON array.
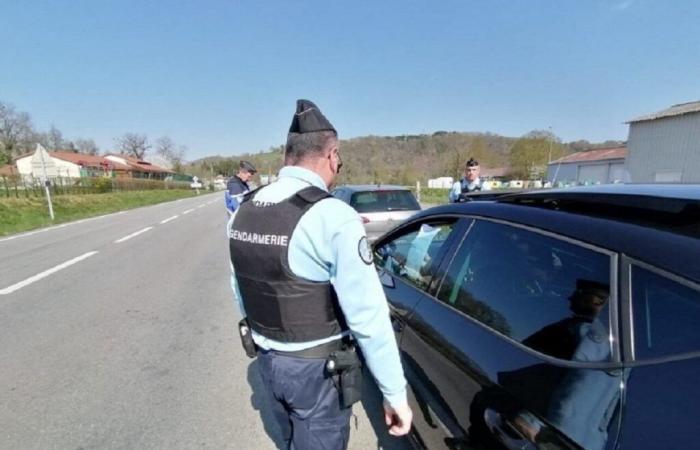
[[1, 175, 192, 198]]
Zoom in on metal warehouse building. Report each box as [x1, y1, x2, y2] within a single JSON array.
[[626, 100, 700, 182], [546, 147, 628, 186]]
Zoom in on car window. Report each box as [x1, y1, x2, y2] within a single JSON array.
[[631, 266, 700, 359], [350, 190, 420, 213], [437, 219, 613, 362], [374, 221, 455, 291]]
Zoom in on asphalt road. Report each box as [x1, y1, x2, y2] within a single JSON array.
[[0, 192, 412, 450]]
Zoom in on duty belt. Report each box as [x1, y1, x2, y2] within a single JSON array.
[[264, 339, 345, 359]]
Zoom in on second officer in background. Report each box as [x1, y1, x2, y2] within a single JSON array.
[[228, 99, 412, 450]]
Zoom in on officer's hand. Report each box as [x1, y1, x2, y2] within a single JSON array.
[[383, 402, 413, 436]]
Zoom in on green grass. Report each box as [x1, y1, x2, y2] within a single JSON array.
[[416, 188, 450, 206], [0, 190, 200, 236]]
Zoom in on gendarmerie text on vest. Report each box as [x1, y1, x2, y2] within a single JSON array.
[[230, 229, 289, 246]]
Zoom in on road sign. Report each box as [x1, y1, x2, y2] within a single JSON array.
[[31, 144, 58, 179]]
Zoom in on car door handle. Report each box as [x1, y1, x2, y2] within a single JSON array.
[[483, 408, 538, 450]]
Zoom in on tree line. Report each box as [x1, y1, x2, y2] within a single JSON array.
[[186, 131, 623, 185], [3, 98, 623, 183], [0, 100, 186, 171]]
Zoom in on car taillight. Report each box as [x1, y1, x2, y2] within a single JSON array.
[[361, 216, 370, 224]]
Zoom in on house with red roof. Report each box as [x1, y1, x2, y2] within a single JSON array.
[[104, 154, 173, 180], [13, 151, 172, 180]]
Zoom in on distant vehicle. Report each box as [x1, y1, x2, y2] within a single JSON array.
[[331, 184, 421, 242], [373, 184, 700, 450]]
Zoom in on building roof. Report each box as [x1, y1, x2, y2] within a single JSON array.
[[628, 100, 700, 123], [105, 154, 173, 173], [49, 152, 132, 171], [481, 167, 509, 177], [549, 147, 627, 165]]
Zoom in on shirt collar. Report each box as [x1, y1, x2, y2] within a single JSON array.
[[462, 177, 481, 187], [278, 166, 328, 191]]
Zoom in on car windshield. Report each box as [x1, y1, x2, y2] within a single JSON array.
[[350, 190, 420, 213]]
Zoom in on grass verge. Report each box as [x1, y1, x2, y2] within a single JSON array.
[[0, 190, 200, 236]]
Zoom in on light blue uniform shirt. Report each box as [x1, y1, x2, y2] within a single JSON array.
[[448, 177, 491, 202], [227, 165, 407, 407]]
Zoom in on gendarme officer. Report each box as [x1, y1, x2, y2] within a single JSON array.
[[448, 157, 491, 202], [225, 160, 257, 214], [228, 99, 412, 449]]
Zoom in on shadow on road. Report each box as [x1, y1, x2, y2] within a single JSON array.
[[247, 359, 287, 450], [358, 368, 414, 450]]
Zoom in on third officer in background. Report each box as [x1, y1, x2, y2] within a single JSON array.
[[448, 157, 491, 203], [228, 99, 412, 450], [225, 160, 257, 214]]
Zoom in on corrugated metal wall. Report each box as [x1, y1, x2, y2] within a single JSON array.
[[547, 162, 578, 184], [547, 160, 627, 185], [627, 112, 700, 182]]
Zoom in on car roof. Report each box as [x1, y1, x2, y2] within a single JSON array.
[[511, 183, 700, 202], [337, 184, 411, 192], [414, 185, 700, 283]]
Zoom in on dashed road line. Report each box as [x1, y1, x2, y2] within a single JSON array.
[[114, 227, 153, 243], [160, 215, 179, 224], [0, 251, 99, 295], [182, 208, 195, 215]]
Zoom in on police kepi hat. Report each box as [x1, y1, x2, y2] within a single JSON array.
[[289, 99, 337, 135], [240, 160, 257, 174]]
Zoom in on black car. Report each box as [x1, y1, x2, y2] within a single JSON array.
[[372, 184, 700, 450]]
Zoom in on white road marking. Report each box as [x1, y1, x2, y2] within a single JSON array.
[[160, 215, 179, 224], [0, 251, 99, 295], [197, 204, 205, 208], [0, 211, 126, 244], [114, 227, 153, 243], [182, 209, 195, 214]]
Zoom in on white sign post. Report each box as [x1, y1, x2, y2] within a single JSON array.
[[191, 175, 201, 194], [31, 144, 58, 220]]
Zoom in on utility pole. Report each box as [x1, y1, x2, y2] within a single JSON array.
[[40, 148, 55, 220]]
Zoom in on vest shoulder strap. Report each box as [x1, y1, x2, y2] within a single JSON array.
[[241, 185, 264, 203], [295, 185, 332, 204]]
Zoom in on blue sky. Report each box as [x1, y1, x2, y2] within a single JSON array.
[[2, 0, 699, 159]]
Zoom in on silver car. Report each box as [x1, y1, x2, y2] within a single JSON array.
[[331, 185, 421, 242]]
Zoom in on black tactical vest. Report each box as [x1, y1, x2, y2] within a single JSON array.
[[229, 186, 348, 342], [460, 178, 482, 193]]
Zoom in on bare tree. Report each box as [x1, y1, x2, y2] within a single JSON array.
[[74, 138, 99, 155], [155, 136, 175, 156], [115, 133, 150, 159], [46, 125, 64, 150], [0, 100, 36, 164], [155, 136, 185, 172]]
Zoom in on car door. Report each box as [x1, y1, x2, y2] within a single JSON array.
[[372, 216, 467, 448], [399, 218, 625, 450], [617, 259, 700, 449]]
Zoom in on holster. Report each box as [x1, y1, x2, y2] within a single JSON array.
[[238, 319, 258, 358], [326, 345, 363, 408]]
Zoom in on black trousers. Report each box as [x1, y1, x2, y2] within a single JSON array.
[[257, 350, 352, 450]]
